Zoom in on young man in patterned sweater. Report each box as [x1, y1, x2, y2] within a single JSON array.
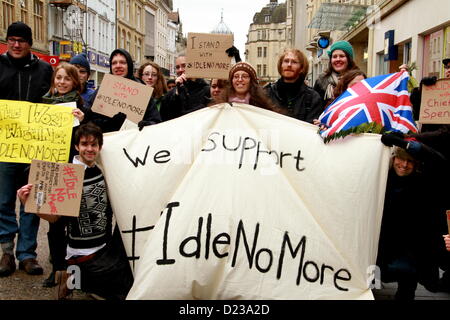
[[18, 123, 133, 300]]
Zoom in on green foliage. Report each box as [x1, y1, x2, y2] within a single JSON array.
[[321, 122, 385, 144]]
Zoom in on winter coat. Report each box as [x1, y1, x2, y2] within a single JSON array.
[[160, 78, 211, 121], [0, 52, 53, 103], [264, 77, 323, 123]]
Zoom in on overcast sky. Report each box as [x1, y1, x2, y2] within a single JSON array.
[[172, 0, 277, 58]]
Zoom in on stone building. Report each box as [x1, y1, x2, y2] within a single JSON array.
[[245, 0, 287, 84]]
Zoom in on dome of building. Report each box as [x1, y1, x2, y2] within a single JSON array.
[[211, 11, 233, 34]]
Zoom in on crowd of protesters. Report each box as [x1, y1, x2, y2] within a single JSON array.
[[1, 21, 449, 301]]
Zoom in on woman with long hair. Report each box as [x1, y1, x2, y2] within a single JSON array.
[[213, 62, 280, 113], [138, 61, 168, 111], [313, 40, 359, 108]]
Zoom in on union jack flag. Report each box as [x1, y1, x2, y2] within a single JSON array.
[[318, 71, 418, 140]]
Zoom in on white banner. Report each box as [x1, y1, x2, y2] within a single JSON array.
[[99, 103, 391, 300]]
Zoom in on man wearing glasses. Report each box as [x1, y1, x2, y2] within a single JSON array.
[[0, 22, 53, 277], [264, 48, 322, 124]]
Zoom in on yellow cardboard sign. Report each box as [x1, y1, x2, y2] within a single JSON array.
[[0, 100, 74, 164]]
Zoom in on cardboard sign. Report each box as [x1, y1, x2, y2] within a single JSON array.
[[186, 33, 234, 80], [91, 74, 153, 124], [0, 100, 74, 164], [99, 103, 391, 300], [419, 79, 450, 124], [25, 160, 85, 217]]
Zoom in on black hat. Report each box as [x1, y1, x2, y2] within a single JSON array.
[[6, 22, 33, 46], [443, 58, 450, 66]]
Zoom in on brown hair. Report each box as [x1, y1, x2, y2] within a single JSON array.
[[74, 123, 103, 147], [138, 61, 168, 99], [323, 50, 358, 77], [277, 48, 309, 78], [334, 69, 367, 97], [48, 63, 82, 96]]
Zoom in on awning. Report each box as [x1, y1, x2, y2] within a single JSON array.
[[0, 43, 59, 66], [308, 3, 369, 31]]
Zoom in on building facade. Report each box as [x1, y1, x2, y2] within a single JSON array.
[[143, 0, 157, 61], [117, 0, 145, 70], [245, 0, 287, 84], [0, 0, 49, 55]]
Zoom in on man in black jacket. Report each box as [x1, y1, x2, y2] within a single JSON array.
[[159, 54, 211, 121], [0, 22, 53, 277], [264, 48, 322, 124]]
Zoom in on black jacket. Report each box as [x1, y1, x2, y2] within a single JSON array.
[[0, 52, 53, 102], [87, 49, 161, 132], [160, 78, 210, 121], [264, 77, 323, 124]]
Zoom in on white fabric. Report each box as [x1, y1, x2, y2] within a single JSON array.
[[99, 103, 390, 300]]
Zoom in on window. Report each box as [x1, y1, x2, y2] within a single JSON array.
[[257, 64, 261, 76], [263, 65, 267, 76], [33, 0, 43, 41], [126, 32, 131, 52], [264, 15, 270, 23], [137, 39, 142, 63], [2, 0, 15, 29], [120, 0, 125, 17], [136, 6, 141, 30], [20, 0, 28, 24], [263, 47, 267, 58], [125, 0, 130, 21], [257, 47, 262, 57]]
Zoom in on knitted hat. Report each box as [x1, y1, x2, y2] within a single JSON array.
[[393, 146, 416, 163], [229, 62, 257, 83], [6, 22, 32, 46], [70, 53, 91, 74], [327, 40, 353, 59]]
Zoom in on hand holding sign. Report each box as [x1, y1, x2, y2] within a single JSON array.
[[186, 33, 234, 80], [25, 160, 85, 217]]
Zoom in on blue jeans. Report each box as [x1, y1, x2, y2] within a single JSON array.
[[0, 162, 40, 261]]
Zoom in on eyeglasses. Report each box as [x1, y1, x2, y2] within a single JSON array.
[[143, 72, 158, 77], [7, 37, 28, 45], [233, 74, 250, 81]]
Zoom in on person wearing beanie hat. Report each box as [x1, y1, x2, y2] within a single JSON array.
[[211, 61, 278, 113], [0, 22, 53, 278], [264, 48, 323, 124], [6, 21, 33, 47], [314, 40, 359, 109], [70, 53, 95, 108]]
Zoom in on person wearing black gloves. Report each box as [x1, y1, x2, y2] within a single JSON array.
[[87, 49, 161, 132], [225, 45, 242, 63]]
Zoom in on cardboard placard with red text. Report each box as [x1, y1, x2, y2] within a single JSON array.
[[186, 33, 234, 80], [419, 78, 450, 124], [91, 74, 153, 124], [25, 160, 84, 217], [446, 210, 450, 234]]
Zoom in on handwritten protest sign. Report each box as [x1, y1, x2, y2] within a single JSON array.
[[0, 100, 73, 164], [186, 33, 234, 80], [25, 160, 84, 217], [419, 79, 450, 124], [91, 74, 153, 124], [99, 103, 391, 300]]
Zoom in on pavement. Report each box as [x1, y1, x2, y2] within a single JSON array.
[[0, 202, 449, 301]]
